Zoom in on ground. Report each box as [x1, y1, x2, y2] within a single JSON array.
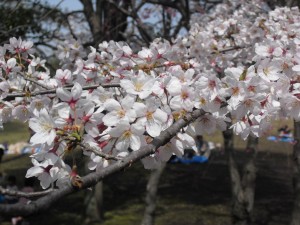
[[0, 145, 295, 225]]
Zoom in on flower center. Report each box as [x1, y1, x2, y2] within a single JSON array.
[[181, 91, 189, 100], [118, 109, 126, 118], [122, 130, 132, 139], [200, 98, 206, 105], [263, 67, 270, 76], [232, 87, 240, 95], [41, 122, 53, 132], [146, 111, 153, 120], [135, 82, 143, 92]]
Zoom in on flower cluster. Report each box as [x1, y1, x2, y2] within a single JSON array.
[[1, 2, 300, 189]]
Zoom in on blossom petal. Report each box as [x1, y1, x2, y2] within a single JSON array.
[[26, 166, 44, 178]]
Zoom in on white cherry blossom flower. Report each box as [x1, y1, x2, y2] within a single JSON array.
[[25, 159, 58, 189], [12, 105, 30, 121], [56, 82, 82, 109], [231, 120, 252, 140], [120, 70, 155, 99], [109, 120, 145, 151], [0, 81, 10, 98], [133, 99, 168, 137], [257, 59, 281, 82], [102, 95, 136, 127], [29, 108, 56, 145], [55, 69, 72, 86], [255, 42, 283, 57], [169, 85, 195, 112], [188, 114, 217, 135]]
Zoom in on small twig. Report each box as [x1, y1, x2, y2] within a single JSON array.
[[217, 45, 246, 53], [39, 0, 64, 21], [3, 83, 120, 101], [0, 186, 54, 199], [79, 143, 121, 161], [105, 0, 132, 16], [18, 73, 51, 90]]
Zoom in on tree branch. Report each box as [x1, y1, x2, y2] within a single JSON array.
[[147, 0, 178, 8], [3, 83, 120, 101], [0, 108, 204, 216], [18, 73, 51, 90], [105, 0, 131, 16], [217, 45, 245, 53], [79, 143, 121, 161], [80, 0, 102, 40], [0, 186, 53, 199]]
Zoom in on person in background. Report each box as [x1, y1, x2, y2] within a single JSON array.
[[195, 135, 209, 156], [0, 144, 5, 166], [278, 125, 292, 137], [0, 172, 5, 203]]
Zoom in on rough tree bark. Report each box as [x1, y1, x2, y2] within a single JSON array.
[[83, 179, 104, 224], [291, 121, 300, 225], [141, 162, 167, 225], [223, 127, 258, 225]]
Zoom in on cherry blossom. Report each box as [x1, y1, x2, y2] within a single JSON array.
[[120, 70, 155, 99], [109, 120, 145, 151], [28, 109, 57, 146], [102, 95, 136, 127], [56, 82, 82, 110], [3, 2, 300, 189]]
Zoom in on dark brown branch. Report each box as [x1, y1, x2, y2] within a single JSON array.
[[0, 109, 204, 216], [80, 0, 102, 41], [65, 10, 84, 16], [147, 0, 179, 8], [39, 0, 64, 21], [105, 0, 131, 16], [171, 17, 185, 38], [106, 0, 152, 43], [136, 1, 146, 11]]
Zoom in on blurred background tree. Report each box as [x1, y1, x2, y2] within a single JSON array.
[[2, 0, 300, 53]]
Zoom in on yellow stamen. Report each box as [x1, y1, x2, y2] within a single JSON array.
[[117, 110, 125, 118], [134, 82, 143, 92], [122, 130, 132, 139], [146, 111, 153, 120]]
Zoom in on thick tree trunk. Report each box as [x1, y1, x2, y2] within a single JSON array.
[[82, 156, 104, 225], [223, 128, 258, 225], [141, 162, 166, 225], [291, 121, 300, 225], [83, 181, 104, 225], [80, 0, 128, 46]]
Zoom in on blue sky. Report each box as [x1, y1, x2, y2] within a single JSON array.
[[45, 0, 83, 11]]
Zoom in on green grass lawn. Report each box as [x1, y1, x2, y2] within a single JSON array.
[[204, 118, 294, 153], [0, 121, 29, 144]]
